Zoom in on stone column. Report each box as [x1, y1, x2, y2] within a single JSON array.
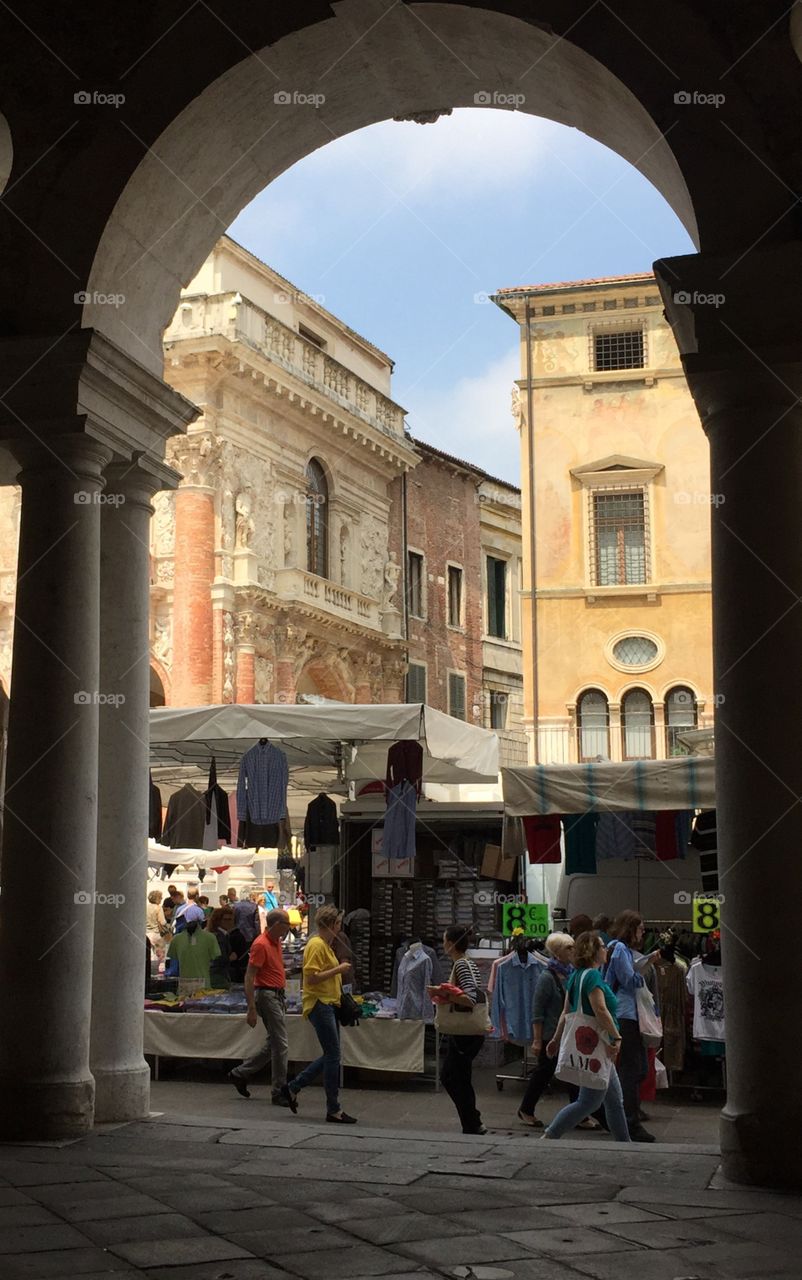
[[656, 246, 802, 1189], [171, 485, 214, 704], [0, 436, 112, 1139], [236, 647, 255, 702], [91, 458, 172, 1122]]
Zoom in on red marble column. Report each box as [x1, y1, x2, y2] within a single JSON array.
[[171, 486, 214, 704]]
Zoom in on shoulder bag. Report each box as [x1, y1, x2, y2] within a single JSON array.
[[336, 991, 361, 1027], [434, 965, 491, 1035], [555, 969, 614, 1091]]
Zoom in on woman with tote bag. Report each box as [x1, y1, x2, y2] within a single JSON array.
[[429, 925, 490, 1135], [544, 931, 630, 1141]]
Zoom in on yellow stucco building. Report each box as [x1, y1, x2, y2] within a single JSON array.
[[494, 272, 714, 765]]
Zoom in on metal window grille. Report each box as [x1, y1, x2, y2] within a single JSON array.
[[406, 663, 426, 704], [593, 327, 644, 371], [622, 689, 655, 760], [665, 686, 697, 756], [589, 487, 649, 586]]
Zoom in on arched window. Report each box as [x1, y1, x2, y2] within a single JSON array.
[[622, 688, 654, 759], [305, 458, 328, 578], [577, 689, 610, 761], [665, 685, 697, 756]]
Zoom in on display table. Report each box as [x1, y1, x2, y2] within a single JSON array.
[[143, 1010, 428, 1077]]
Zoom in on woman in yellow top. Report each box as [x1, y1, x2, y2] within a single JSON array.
[[280, 905, 357, 1124]]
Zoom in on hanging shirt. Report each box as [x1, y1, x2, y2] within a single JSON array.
[[522, 815, 562, 864], [563, 813, 598, 875], [386, 740, 424, 798], [396, 946, 434, 1022], [687, 959, 725, 1041], [491, 951, 542, 1042], [237, 742, 289, 824], [595, 811, 637, 861]]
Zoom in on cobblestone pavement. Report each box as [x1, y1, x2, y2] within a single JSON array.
[[0, 1107, 799, 1279]]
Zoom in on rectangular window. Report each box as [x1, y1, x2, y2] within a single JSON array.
[[406, 662, 426, 704], [593, 327, 644, 371], [489, 691, 508, 731], [486, 556, 507, 638], [298, 323, 326, 349], [447, 565, 463, 627], [448, 673, 466, 721], [407, 551, 424, 618], [592, 490, 647, 586]]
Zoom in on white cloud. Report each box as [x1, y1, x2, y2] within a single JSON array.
[[404, 347, 521, 484]]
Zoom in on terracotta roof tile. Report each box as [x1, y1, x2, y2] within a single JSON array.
[[495, 272, 655, 295]]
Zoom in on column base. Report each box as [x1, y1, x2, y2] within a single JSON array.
[[92, 1064, 151, 1125], [0, 1075, 94, 1140], [721, 1106, 802, 1190]]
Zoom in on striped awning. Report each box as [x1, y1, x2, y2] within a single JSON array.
[[502, 756, 715, 816]]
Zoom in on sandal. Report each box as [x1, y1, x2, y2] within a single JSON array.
[[517, 1110, 543, 1128], [577, 1117, 601, 1130]]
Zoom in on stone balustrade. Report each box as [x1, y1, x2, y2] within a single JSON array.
[[274, 566, 381, 629]]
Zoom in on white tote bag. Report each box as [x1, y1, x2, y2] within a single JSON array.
[[555, 969, 614, 1092], [636, 984, 663, 1048]]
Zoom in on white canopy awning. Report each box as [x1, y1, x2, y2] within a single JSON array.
[[150, 703, 499, 786], [502, 756, 715, 816], [146, 840, 256, 869]]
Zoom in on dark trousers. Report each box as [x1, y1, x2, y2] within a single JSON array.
[[520, 1047, 557, 1116], [441, 1034, 484, 1133], [619, 1017, 648, 1127]]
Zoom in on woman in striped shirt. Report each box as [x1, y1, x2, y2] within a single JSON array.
[[429, 925, 487, 1135]]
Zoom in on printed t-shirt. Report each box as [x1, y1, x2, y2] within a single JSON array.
[[567, 967, 619, 1030], [167, 929, 220, 983], [248, 932, 286, 989], [302, 935, 342, 1018], [687, 960, 725, 1041]]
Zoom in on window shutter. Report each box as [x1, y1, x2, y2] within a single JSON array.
[[406, 663, 426, 704], [448, 673, 466, 721]]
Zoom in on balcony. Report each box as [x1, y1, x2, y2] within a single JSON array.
[[274, 567, 381, 630]]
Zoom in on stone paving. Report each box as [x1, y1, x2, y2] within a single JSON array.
[[0, 1111, 798, 1279]]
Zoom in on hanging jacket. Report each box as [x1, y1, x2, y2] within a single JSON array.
[[304, 793, 339, 850], [202, 759, 232, 848], [149, 773, 163, 841], [162, 785, 206, 850]]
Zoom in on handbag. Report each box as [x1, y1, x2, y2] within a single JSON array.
[[636, 984, 663, 1048], [336, 992, 361, 1027], [434, 965, 491, 1035], [555, 969, 614, 1092]]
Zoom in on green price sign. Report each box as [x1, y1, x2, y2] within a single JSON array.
[[502, 902, 550, 937], [693, 895, 722, 934]]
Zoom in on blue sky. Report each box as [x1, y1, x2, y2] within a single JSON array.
[[230, 109, 695, 485]]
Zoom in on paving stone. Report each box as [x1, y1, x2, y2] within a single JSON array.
[[297, 1134, 495, 1157], [154, 1187, 275, 1214], [565, 1250, 714, 1280], [597, 1216, 750, 1250], [108, 1236, 256, 1267], [0, 1164, 111, 1187], [206, 1206, 322, 1234], [46, 1193, 177, 1222], [342, 1211, 478, 1245], [446, 1264, 599, 1280], [96, 1123, 228, 1144], [629, 1201, 764, 1220], [217, 1129, 314, 1148], [117, 1172, 239, 1193], [697, 1210, 802, 1246], [226, 1223, 355, 1256], [268, 1244, 430, 1277], [0, 1203, 61, 1227], [2, 1248, 136, 1279], [415, 1173, 622, 1201], [541, 1202, 672, 1227], [226, 1177, 385, 1204], [76, 1210, 202, 1246], [306, 1195, 409, 1222], [393, 1187, 540, 1216], [0, 1222, 92, 1253], [515, 1156, 717, 1189], [617, 1183, 802, 1215], [444, 1207, 568, 1234], [0, 1188, 37, 1206], [394, 1234, 542, 1267], [505, 1226, 644, 1256], [143, 1263, 293, 1280], [672, 1240, 802, 1277], [27, 1181, 151, 1206], [228, 1159, 423, 1186]]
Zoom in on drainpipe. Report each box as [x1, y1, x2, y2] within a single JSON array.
[[524, 298, 539, 763]]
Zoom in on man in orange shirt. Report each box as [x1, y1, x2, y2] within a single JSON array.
[[229, 908, 292, 1104]]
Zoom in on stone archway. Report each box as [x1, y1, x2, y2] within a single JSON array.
[[297, 653, 355, 704]]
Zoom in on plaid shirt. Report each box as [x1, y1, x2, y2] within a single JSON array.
[[236, 742, 289, 824]]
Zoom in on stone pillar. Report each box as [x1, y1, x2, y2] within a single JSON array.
[[171, 485, 214, 704], [656, 246, 802, 1190], [91, 458, 172, 1122], [0, 436, 112, 1138], [236, 646, 255, 702]]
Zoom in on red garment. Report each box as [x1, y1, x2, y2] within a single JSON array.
[[522, 814, 562, 864], [386, 740, 423, 798], [640, 1047, 657, 1101], [655, 811, 679, 860]]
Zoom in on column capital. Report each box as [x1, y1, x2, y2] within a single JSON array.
[[14, 433, 114, 485], [104, 454, 181, 511], [654, 245, 802, 426]]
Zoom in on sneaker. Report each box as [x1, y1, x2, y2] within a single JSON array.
[[272, 1091, 292, 1108], [228, 1071, 250, 1099], [463, 1124, 488, 1135], [279, 1084, 299, 1114], [629, 1125, 656, 1143], [326, 1111, 357, 1124]]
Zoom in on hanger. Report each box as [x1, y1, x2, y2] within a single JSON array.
[[258, 737, 268, 746]]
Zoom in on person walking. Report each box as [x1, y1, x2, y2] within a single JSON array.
[[517, 931, 574, 1128], [281, 905, 356, 1123], [606, 910, 661, 1142], [543, 930, 630, 1142], [146, 890, 169, 968], [229, 909, 293, 1104], [232, 887, 261, 947], [429, 925, 488, 1136]]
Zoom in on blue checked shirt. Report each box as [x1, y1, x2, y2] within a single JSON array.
[[236, 742, 289, 824]]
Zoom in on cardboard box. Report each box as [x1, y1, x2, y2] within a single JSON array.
[[480, 843, 517, 882]]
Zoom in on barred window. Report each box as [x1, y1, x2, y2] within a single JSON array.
[[591, 490, 647, 586], [665, 686, 697, 757], [593, 327, 644, 371], [578, 689, 609, 761]]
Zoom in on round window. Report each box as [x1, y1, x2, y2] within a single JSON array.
[[612, 636, 659, 667]]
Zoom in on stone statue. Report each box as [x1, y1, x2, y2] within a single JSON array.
[[235, 491, 255, 549], [339, 523, 349, 587], [382, 551, 402, 610]]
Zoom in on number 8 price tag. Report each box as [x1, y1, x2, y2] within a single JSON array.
[[693, 895, 721, 934], [502, 903, 549, 937]]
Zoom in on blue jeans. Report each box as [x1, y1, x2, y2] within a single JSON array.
[[287, 1000, 341, 1115], [545, 1066, 631, 1142]]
